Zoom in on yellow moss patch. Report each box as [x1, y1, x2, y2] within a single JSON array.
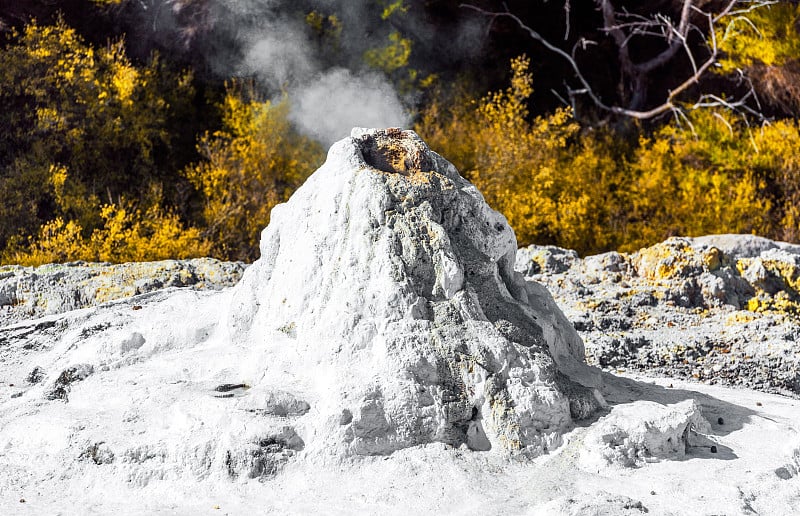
[[726, 311, 759, 325], [738, 257, 800, 316], [522, 248, 552, 275], [634, 239, 725, 283], [747, 292, 800, 315], [703, 247, 722, 270], [766, 260, 800, 292]]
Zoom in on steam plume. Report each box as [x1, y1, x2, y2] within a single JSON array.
[[129, 0, 484, 144]]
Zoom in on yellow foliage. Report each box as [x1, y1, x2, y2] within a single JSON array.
[[110, 57, 139, 105], [7, 16, 800, 264], [362, 21, 435, 93], [0, 18, 194, 250], [417, 56, 800, 255], [380, 0, 408, 20], [751, 120, 800, 242], [46, 164, 102, 233], [305, 11, 342, 42], [3, 218, 88, 265], [417, 56, 626, 254], [3, 203, 211, 266], [88, 203, 211, 263], [717, 3, 800, 72], [364, 31, 412, 74], [185, 88, 324, 261], [624, 112, 769, 251]]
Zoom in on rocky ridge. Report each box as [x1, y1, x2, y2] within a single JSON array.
[[517, 235, 800, 396], [0, 258, 246, 326]]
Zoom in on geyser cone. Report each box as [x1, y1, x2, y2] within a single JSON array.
[[229, 128, 604, 456]]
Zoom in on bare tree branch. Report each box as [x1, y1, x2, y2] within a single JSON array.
[[462, 1, 778, 121]]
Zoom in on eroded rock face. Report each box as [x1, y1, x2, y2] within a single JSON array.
[[228, 128, 604, 457]]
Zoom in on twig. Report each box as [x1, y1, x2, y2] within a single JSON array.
[[462, 1, 775, 121]]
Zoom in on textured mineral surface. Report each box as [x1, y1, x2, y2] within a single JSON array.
[[0, 258, 246, 326], [228, 127, 604, 456], [517, 235, 800, 396], [0, 128, 605, 493]]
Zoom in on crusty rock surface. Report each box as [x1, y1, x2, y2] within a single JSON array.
[[517, 236, 800, 396], [229, 127, 604, 457], [579, 399, 711, 470], [3, 132, 800, 514], [539, 491, 650, 515], [0, 258, 246, 326]]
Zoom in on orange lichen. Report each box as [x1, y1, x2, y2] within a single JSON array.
[[359, 128, 434, 176]]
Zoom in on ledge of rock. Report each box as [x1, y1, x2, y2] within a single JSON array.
[[579, 399, 711, 470], [0, 258, 246, 326]]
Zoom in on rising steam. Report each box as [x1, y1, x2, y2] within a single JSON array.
[[233, 5, 409, 145], [289, 69, 408, 145], [139, 0, 411, 144]]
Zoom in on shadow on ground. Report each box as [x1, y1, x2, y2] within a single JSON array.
[[599, 372, 757, 435], [570, 372, 763, 462]]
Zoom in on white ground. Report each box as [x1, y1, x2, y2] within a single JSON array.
[[1, 284, 798, 515]]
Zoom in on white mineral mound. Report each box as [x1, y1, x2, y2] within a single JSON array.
[[226, 127, 604, 457], [0, 128, 604, 489]]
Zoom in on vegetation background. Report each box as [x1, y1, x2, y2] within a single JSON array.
[[1, 0, 799, 264]]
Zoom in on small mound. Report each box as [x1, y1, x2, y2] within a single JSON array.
[[580, 400, 711, 470], [541, 492, 649, 515]]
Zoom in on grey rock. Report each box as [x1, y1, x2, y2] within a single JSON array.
[[26, 366, 44, 384], [516, 245, 579, 275], [0, 258, 246, 327], [80, 442, 115, 465], [517, 234, 800, 397], [692, 234, 800, 258], [45, 363, 94, 401], [225, 427, 305, 479]]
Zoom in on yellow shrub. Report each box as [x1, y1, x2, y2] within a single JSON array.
[[185, 89, 324, 261], [3, 203, 210, 266], [0, 18, 194, 251], [623, 110, 770, 251], [417, 57, 792, 255], [717, 3, 800, 72], [2, 218, 90, 266], [364, 32, 412, 74], [417, 56, 627, 254], [752, 120, 800, 241], [715, 4, 800, 114], [88, 203, 211, 263]]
